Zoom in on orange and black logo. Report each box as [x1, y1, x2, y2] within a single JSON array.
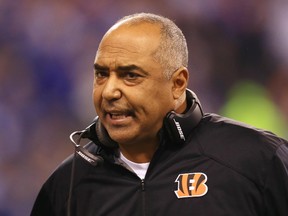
[[174, 172, 208, 198]]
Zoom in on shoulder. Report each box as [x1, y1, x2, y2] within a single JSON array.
[[197, 113, 284, 153], [37, 143, 100, 201], [31, 142, 101, 215], [45, 142, 101, 190], [194, 113, 288, 184], [31, 154, 74, 215]]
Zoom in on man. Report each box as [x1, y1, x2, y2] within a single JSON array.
[[31, 13, 288, 216]]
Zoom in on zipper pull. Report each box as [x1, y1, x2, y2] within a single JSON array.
[[141, 179, 145, 191]]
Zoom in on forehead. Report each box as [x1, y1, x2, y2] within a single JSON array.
[[95, 23, 161, 67]]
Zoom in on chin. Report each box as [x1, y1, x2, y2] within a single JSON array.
[[108, 131, 137, 145], [111, 137, 137, 147]]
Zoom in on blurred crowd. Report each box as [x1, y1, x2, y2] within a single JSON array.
[[1, 0, 288, 215]]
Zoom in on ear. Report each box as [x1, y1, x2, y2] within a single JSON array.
[[171, 67, 189, 99]]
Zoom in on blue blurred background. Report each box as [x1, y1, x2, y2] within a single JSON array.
[[1, 0, 288, 215]]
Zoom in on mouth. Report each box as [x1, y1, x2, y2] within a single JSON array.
[[103, 109, 135, 125], [109, 112, 129, 119]]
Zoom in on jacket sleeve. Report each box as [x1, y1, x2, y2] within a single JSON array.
[[264, 141, 288, 215], [30, 155, 76, 216], [30, 183, 54, 216]]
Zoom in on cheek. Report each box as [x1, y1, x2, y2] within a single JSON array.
[[92, 87, 102, 110], [139, 94, 172, 119]]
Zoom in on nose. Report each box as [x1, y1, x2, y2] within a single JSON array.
[[101, 73, 121, 101]]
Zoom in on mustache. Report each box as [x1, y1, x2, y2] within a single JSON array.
[[100, 102, 136, 116]]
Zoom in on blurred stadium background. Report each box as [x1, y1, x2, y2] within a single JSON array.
[[1, 0, 288, 215]]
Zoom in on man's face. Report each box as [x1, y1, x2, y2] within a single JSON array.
[[93, 23, 175, 147]]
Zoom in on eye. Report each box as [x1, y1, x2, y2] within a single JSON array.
[[124, 72, 140, 80], [95, 71, 109, 79]]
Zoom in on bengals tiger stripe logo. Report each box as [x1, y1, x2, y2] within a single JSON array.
[[174, 172, 208, 198]]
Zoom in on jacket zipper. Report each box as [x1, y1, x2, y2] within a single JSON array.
[[141, 179, 146, 216]]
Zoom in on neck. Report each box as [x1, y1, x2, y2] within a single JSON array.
[[175, 96, 187, 113], [119, 138, 159, 163]]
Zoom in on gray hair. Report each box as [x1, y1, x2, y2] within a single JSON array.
[[116, 13, 188, 79]]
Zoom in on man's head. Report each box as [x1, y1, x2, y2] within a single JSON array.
[[114, 13, 188, 79], [93, 13, 189, 153]]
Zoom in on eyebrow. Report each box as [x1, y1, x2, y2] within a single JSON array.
[[94, 63, 108, 71], [94, 63, 149, 75], [118, 65, 149, 75]]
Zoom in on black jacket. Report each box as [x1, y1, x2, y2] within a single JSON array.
[[31, 114, 288, 216]]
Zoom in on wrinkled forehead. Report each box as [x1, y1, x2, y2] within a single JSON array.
[[94, 23, 164, 73], [95, 22, 161, 61]]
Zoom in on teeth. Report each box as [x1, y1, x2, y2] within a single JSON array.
[[110, 113, 127, 119]]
